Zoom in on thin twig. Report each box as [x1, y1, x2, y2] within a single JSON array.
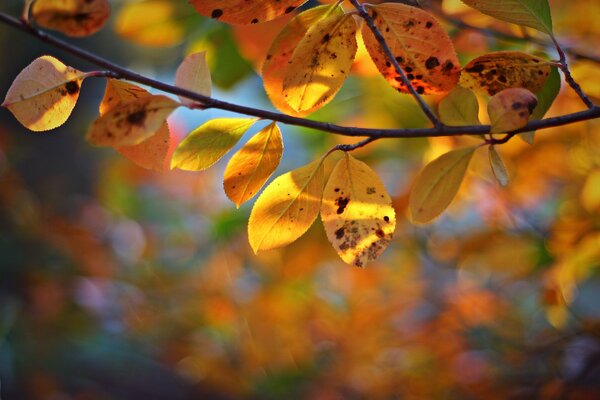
[[348, 0, 441, 127], [0, 11, 599, 142], [551, 35, 595, 109]]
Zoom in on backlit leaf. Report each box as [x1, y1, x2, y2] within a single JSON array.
[[489, 145, 509, 187], [520, 66, 561, 143], [171, 118, 256, 171], [460, 51, 551, 96], [224, 122, 284, 208], [460, 0, 553, 34], [31, 0, 110, 37], [262, 4, 342, 115], [248, 159, 324, 253], [438, 86, 480, 126], [175, 52, 212, 106], [2, 55, 86, 132], [362, 3, 460, 95], [321, 154, 396, 268], [190, 0, 308, 25], [409, 147, 476, 223], [282, 13, 358, 113], [99, 79, 171, 171], [488, 88, 538, 133], [87, 95, 178, 147]]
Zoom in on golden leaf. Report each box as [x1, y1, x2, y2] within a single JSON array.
[[362, 3, 460, 95], [224, 122, 284, 207], [438, 86, 480, 126], [488, 88, 538, 133], [248, 159, 324, 253], [489, 145, 509, 187], [321, 154, 396, 267], [190, 0, 308, 25], [2, 55, 87, 132], [31, 0, 110, 37]]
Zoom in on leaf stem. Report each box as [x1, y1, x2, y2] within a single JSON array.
[[551, 35, 595, 109]]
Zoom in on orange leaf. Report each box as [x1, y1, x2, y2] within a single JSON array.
[[190, 0, 308, 25], [31, 0, 110, 37]]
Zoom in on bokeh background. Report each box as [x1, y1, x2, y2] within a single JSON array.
[[1, 0, 600, 398]]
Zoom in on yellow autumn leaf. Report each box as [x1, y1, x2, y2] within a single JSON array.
[[248, 159, 324, 253], [321, 154, 396, 268], [175, 52, 212, 106], [361, 3, 460, 95], [262, 4, 342, 115], [99, 80, 171, 171], [31, 0, 110, 37], [409, 147, 476, 223], [87, 95, 178, 147], [438, 86, 480, 126], [189, 0, 308, 25], [224, 122, 284, 207], [282, 13, 358, 113], [460, 51, 551, 96], [488, 88, 538, 133], [171, 118, 256, 171], [2, 55, 87, 132], [115, 0, 187, 47], [489, 145, 509, 187]]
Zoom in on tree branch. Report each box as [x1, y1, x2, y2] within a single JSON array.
[[0, 11, 599, 143]]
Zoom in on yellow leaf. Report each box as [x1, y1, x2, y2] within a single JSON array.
[[87, 95, 178, 147], [489, 145, 509, 187], [248, 159, 324, 253], [262, 4, 342, 115], [488, 88, 537, 133], [460, 51, 551, 96], [171, 118, 256, 171], [409, 147, 476, 223], [115, 0, 187, 47], [2, 55, 87, 132], [31, 0, 110, 37], [361, 3, 460, 95], [438, 86, 480, 126], [99, 80, 171, 171], [175, 51, 212, 106], [321, 154, 396, 267], [190, 0, 308, 25], [224, 122, 284, 207], [460, 0, 553, 34], [282, 13, 358, 112]]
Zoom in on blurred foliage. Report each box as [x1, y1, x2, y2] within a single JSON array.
[[0, 0, 600, 399]]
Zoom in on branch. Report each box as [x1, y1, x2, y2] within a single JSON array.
[[349, 0, 441, 127], [0, 11, 599, 143]]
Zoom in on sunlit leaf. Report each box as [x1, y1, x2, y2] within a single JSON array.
[[460, 51, 551, 96], [248, 159, 324, 253], [489, 145, 509, 186], [262, 4, 342, 115], [175, 51, 212, 106], [321, 154, 396, 267], [115, 0, 188, 47], [99, 79, 171, 171], [362, 3, 460, 95], [282, 13, 358, 112], [190, 0, 308, 25], [460, 0, 553, 34], [31, 0, 110, 37], [2, 55, 86, 132], [87, 95, 179, 147], [520, 66, 561, 143], [224, 122, 284, 207], [438, 86, 480, 126], [171, 118, 256, 171], [409, 147, 476, 223], [488, 88, 537, 133]]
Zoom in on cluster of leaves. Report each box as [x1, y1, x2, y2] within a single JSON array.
[[2, 0, 566, 267]]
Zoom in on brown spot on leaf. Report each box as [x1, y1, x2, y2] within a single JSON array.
[[127, 110, 146, 125], [335, 197, 349, 214], [211, 9, 223, 19], [65, 81, 79, 95], [335, 227, 345, 240]]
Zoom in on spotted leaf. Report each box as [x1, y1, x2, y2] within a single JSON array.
[[2, 55, 87, 132], [460, 51, 551, 96], [488, 88, 538, 133], [321, 154, 396, 268], [31, 0, 110, 37], [362, 3, 460, 95], [190, 0, 308, 25]]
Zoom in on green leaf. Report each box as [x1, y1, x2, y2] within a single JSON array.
[[171, 118, 256, 171], [409, 147, 476, 223], [460, 0, 553, 34], [520, 66, 561, 144], [489, 145, 509, 187], [438, 86, 480, 126]]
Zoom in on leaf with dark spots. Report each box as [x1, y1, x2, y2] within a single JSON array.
[[335, 197, 350, 214], [190, 0, 309, 25]]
